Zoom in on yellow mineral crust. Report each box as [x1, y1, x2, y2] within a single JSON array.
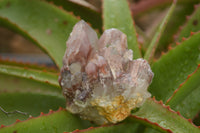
[[60, 20, 154, 124], [91, 95, 143, 123]]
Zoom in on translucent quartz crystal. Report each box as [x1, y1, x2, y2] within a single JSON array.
[[59, 20, 154, 125]]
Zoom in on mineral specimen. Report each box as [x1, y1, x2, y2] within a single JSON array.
[[59, 20, 154, 125]]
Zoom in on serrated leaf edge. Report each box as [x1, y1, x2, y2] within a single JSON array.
[[157, 31, 199, 61], [151, 97, 199, 128], [166, 64, 200, 104], [173, 4, 200, 41], [129, 115, 172, 133], [0, 107, 64, 129], [0, 57, 58, 73]]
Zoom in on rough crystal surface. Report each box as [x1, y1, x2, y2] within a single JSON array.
[[59, 20, 154, 125]]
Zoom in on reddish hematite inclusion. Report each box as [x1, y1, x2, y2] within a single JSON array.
[[59, 20, 154, 125]]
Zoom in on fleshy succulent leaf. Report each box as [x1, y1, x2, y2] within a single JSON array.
[[65, 123, 139, 133], [149, 32, 200, 102], [157, 3, 197, 55], [177, 4, 200, 41], [0, 58, 59, 73], [45, 0, 102, 33], [0, 0, 79, 68], [144, 0, 176, 61], [102, 0, 141, 59], [0, 106, 92, 133], [0, 72, 61, 97], [0, 64, 59, 87], [143, 66, 200, 133], [143, 128, 160, 133], [166, 65, 200, 118], [173, 86, 200, 119], [0, 92, 65, 125], [131, 0, 199, 16], [131, 98, 200, 133], [129, 116, 172, 133]]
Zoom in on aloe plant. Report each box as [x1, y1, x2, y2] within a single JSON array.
[[0, 0, 200, 132]]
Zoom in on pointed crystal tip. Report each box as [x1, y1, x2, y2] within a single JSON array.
[[59, 20, 154, 125]]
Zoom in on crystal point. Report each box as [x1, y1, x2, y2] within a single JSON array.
[[63, 20, 98, 68], [59, 20, 154, 125]]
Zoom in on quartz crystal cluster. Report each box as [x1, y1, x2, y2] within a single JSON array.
[[59, 20, 154, 125]]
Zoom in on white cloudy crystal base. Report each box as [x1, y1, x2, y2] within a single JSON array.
[[59, 20, 154, 125]]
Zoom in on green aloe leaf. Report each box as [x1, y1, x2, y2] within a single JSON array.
[[0, 0, 79, 68], [149, 32, 200, 102], [103, 0, 141, 59], [0, 72, 61, 97], [157, 3, 196, 54], [0, 92, 65, 126], [131, 98, 200, 133], [131, 0, 199, 16], [166, 65, 200, 118], [0, 64, 59, 87], [143, 128, 160, 133], [178, 5, 200, 41], [66, 123, 139, 133], [0, 58, 59, 73], [173, 86, 200, 119], [0, 104, 92, 133], [46, 0, 102, 32], [144, 0, 176, 61]]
